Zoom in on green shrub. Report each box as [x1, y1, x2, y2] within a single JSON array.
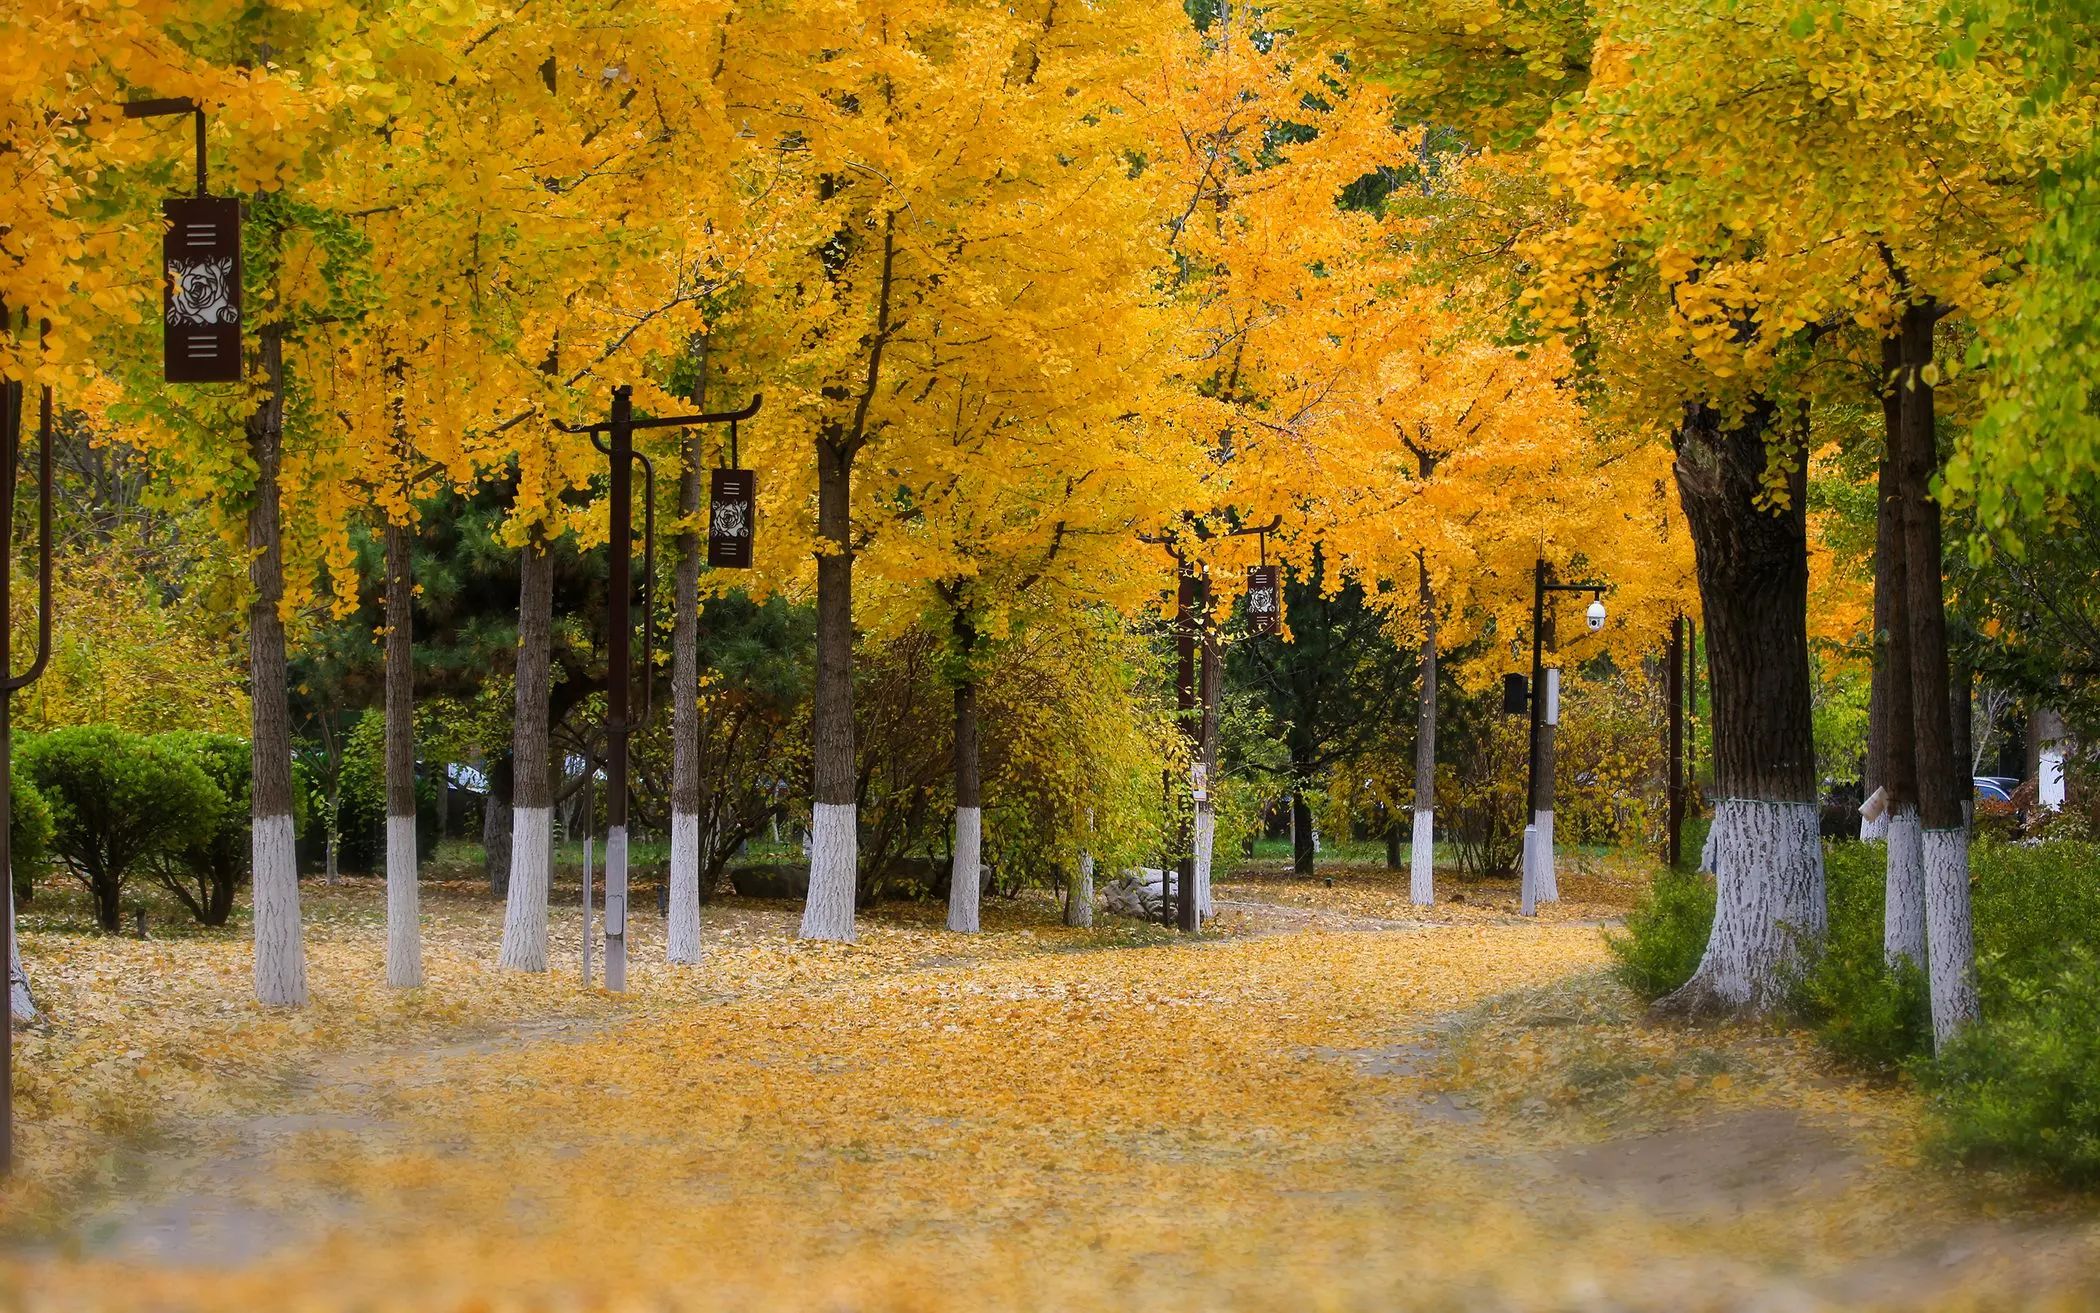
[[1925, 947, 2100, 1187], [150, 732, 252, 926], [1605, 865, 1715, 999], [1793, 844, 1932, 1071], [9, 770, 52, 907], [19, 725, 221, 932], [330, 710, 440, 873]]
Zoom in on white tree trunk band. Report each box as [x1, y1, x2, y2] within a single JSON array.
[[251, 812, 307, 1007], [386, 813, 422, 988], [1883, 807, 1926, 969], [800, 802, 858, 942], [1669, 799, 1825, 1013], [667, 810, 703, 963], [499, 807, 552, 972], [1410, 808, 1434, 907], [947, 806, 982, 934]]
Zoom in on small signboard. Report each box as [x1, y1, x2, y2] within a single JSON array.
[[708, 468, 756, 568], [162, 197, 241, 383], [1503, 672, 1529, 716], [1246, 564, 1280, 635]]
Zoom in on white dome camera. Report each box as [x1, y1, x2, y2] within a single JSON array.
[[1585, 597, 1607, 632]]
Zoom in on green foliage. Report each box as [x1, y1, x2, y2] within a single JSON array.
[[9, 770, 53, 906], [19, 726, 221, 933], [150, 732, 253, 927], [333, 710, 440, 873], [1793, 845, 1933, 1072], [1605, 865, 1715, 999], [1926, 948, 2100, 1186]]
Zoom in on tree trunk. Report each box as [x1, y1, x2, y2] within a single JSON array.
[[1411, 559, 1436, 906], [667, 403, 705, 964], [1065, 852, 1094, 928], [500, 538, 555, 971], [1290, 790, 1314, 876], [1658, 397, 1824, 1017], [482, 754, 512, 893], [246, 329, 307, 1007], [1524, 685, 1560, 912], [1893, 302, 1978, 1047], [1194, 629, 1220, 920], [1951, 655, 1974, 829], [7, 884, 31, 1024], [1875, 336, 1926, 967], [383, 517, 422, 988], [947, 672, 982, 933], [800, 435, 858, 941]]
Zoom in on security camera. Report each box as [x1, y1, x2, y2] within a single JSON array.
[[1586, 598, 1607, 632]]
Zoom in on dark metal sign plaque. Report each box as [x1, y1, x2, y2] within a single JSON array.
[[162, 197, 241, 383], [1246, 564, 1280, 635], [708, 468, 756, 569]]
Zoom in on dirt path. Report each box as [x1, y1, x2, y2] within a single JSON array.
[[6, 883, 2098, 1312]]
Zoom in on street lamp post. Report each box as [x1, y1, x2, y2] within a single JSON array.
[[556, 385, 759, 990], [1524, 559, 1606, 916]]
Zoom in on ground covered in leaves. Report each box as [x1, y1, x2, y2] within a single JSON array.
[[3, 859, 2097, 1311]]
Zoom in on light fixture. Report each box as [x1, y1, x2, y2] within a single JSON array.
[[1586, 597, 1607, 632]]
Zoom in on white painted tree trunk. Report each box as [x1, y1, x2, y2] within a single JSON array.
[[385, 815, 422, 988], [947, 805, 982, 933], [9, 883, 34, 1024], [1883, 807, 1926, 969], [1066, 850, 1094, 928], [1663, 799, 1825, 1015], [1535, 808, 1558, 904], [604, 825, 628, 992], [1409, 809, 1434, 907], [1519, 823, 1540, 917], [1193, 804, 1215, 921], [667, 810, 702, 963], [580, 833, 594, 988], [1924, 826, 1979, 1049], [251, 813, 307, 1007], [1860, 812, 1890, 842], [800, 802, 857, 941], [499, 806, 552, 971]]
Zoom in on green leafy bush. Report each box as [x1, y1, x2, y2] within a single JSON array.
[[1793, 843, 1931, 1072], [150, 732, 252, 926], [1605, 865, 1715, 999], [19, 725, 221, 932], [9, 770, 52, 907], [1925, 948, 2100, 1187]]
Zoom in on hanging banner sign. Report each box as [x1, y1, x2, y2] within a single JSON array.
[[1246, 564, 1280, 635], [162, 197, 242, 383], [708, 468, 756, 568]]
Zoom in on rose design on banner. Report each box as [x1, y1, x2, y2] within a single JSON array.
[[166, 258, 240, 327], [710, 500, 751, 539]]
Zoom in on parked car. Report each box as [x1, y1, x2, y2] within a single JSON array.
[[1975, 775, 2021, 804]]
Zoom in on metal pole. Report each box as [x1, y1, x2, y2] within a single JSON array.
[[1527, 559, 1547, 830], [605, 386, 632, 992], [0, 367, 17, 1178], [1667, 615, 1685, 868]]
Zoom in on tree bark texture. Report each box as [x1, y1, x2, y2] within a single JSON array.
[[947, 674, 982, 934], [1876, 336, 1925, 965], [801, 434, 858, 941], [500, 539, 555, 971], [383, 517, 422, 988], [1411, 558, 1437, 906], [1892, 302, 1978, 1045], [667, 416, 706, 964], [1659, 398, 1825, 1016], [1290, 791, 1314, 876], [247, 328, 307, 1008]]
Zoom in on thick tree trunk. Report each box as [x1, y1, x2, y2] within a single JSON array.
[[1526, 706, 1560, 910], [482, 755, 512, 893], [947, 674, 982, 933], [383, 517, 422, 988], [1290, 789, 1314, 876], [1411, 559, 1437, 906], [248, 329, 307, 1008], [1893, 303, 1978, 1046], [500, 539, 554, 971], [1658, 398, 1824, 1017], [801, 436, 858, 941], [1875, 337, 1926, 967], [667, 417, 705, 964]]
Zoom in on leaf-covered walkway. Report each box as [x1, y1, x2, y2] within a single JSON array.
[[5, 869, 2097, 1311]]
